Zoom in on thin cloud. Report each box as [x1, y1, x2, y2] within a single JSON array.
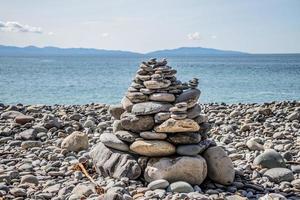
[[0, 21, 43, 34], [211, 35, 217, 39], [101, 32, 109, 37], [187, 32, 201, 40]]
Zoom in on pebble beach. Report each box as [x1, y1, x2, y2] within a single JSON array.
[[1, 101, 300, 200]]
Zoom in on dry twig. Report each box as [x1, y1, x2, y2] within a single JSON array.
[[72, 163, 104, 195]]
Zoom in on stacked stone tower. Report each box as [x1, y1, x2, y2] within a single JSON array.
[[90, 58, 234, 187]]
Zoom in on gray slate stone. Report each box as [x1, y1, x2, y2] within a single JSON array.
[[131, 102, 172, 115], [19, 129, 37, 140], [115, 130, 138, 143], [120, 113, 154, 132], [168, 132, 201, 144], [253, 149, 286, 168], [176, 144, 201, 156], [264, 168, 294, 183], [175, 89, 201, 108], [1, 111, 24, 119], [100, 133, 129, 152], [187, 104, 202, 119], [90, 142, 141, 179]]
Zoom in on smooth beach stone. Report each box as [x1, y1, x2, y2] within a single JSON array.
[[140, 88, 154, 95], [187, 104, 201, 119], [149, 93, 175, 102], [137, 68, 149, 75], [167, 181, 194, 193], [0, 110, 24, 119], [115, 130, 138, 143], [225, 195, 248, 200], [15, 115, 34, 125], [108, 104, 125, 120], [131, 102, 172, 115], [112, 120, 122, 133], [100, 133, 129, 152], [20, 175, 39, 185], [19, 128, 37, 140], [287, 111, 300, 121], [154, 118, 200, 133], [148, 179, 170, 190], [127, 86, 139, 92], [126, 92, 148, 103], [10, 188, 26, 197], [291, 179, 300, 189], [168, 132, 201, 144], [144, 80, 171, 89], [140, 63, 154, 72], [136, 74, 151, 81], [140, 132, 167, 140], [130, 140, 176, 157], [120, 113, 154, 132], [131, 81, 145, 89], [69, 183, 96, 199], [175, 89, 201, 108], [21, 140, 42, 149], [176, 144, 201, 156], [170, 114, 187, 120], [90, 142, 141, 179], [263, 168, 294, 183], [260, 194, 287, 200], [194, 114, 208, 124], [154, 112, 171, 123], [144, 156, 207, 185], [246, 138, 264, 151], [203, 146, 235, 185], [121, 96, 133, 112], [253, 149, 286, 168], [61, 131, 89, 152]]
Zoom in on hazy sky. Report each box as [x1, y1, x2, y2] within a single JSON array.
[[0, 0, 299, 53]]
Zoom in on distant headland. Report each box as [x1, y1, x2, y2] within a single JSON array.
[[0, 45, 247, 56]]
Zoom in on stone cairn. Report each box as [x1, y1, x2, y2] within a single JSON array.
[[90, 58, 235, 190]]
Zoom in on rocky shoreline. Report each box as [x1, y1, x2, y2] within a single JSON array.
[[0, 101, 299, 200]]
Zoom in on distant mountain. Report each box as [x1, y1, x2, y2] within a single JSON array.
[[0, 45, 247, 56], [0, 45, 142, 56], [147, 47, 247, 56]]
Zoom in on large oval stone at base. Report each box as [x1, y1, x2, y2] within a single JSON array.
[[90, 142, 141, 180], [144, 156, 207, 185], [203, 146, 235, 185]]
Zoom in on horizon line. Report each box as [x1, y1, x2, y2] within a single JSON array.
[[1, 44, 300, 55]]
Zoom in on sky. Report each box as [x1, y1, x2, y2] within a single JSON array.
[[0, 0, 299, 53]]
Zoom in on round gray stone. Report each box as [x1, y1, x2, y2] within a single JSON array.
[[253, 149, 286, 168], [264, 168, 294, 183], [167, 181, 194, 193], [176, 145, 201, 156], [148, 179, 170, 190]]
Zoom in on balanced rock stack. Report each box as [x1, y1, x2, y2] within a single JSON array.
[[90, 58, 235, 189]]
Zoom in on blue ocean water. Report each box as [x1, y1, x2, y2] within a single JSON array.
[[0, 55, 300, 105]]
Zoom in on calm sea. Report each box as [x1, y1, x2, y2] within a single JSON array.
[[0, 55, 300, 105]]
